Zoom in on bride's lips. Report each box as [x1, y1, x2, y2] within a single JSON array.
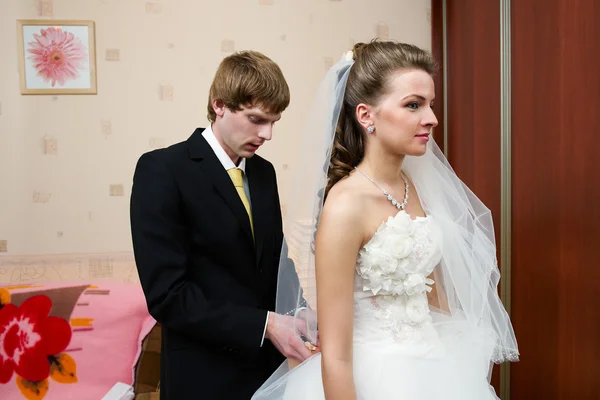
[[415, 133, 430, 142]]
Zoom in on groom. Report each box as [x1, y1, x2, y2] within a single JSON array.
[[130, 50, 313, 399]]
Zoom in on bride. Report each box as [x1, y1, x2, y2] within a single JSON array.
[[253, 40, 519, 399]]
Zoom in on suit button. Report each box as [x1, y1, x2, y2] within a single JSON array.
[[223, 346, 241, 355]]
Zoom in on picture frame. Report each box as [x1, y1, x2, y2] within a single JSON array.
[[16, 19, 97, 95]]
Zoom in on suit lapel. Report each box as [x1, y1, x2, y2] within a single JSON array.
[[188, 129, 254, 243], [246, 158, 269, 266]]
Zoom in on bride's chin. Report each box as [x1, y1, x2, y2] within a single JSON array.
[[402, 146, 428, 157]]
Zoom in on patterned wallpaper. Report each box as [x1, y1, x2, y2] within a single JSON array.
[[0, 0, 431, 265]]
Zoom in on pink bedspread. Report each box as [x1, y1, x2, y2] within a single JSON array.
[[0, 281, 155, 399]]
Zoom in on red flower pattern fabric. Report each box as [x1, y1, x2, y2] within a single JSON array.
[[0, 295, 72, 383]]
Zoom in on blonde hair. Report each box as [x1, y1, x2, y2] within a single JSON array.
[[207, 50, 290, 122]]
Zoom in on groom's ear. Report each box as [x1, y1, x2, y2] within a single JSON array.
[[355, 103, 374, 130], [212, 99, 226, 118]]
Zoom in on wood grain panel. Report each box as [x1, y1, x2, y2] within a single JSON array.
[[511, 0, 600, 398], [432, 0, 503, 393], [430, 0, 445, 154], [446, 0, 501, 215]]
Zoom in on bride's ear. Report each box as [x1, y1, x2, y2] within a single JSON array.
[[356, 103, 374, 132]]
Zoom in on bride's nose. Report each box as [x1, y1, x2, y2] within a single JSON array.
[[422, 108, 438, 128]]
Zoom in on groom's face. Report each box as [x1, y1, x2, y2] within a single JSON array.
[[213, 101, 281, 164]]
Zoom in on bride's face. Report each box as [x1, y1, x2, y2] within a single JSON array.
[[371, 69, 438, 157]]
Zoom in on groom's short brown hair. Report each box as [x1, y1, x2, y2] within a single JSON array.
[[207, 50, 290, 122]]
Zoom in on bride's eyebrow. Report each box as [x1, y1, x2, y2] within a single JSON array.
[[402, 94, 433, 101]]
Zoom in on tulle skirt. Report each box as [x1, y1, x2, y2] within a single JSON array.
[[252, 312, 499, 400]]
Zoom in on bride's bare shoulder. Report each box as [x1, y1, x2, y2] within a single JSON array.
[[320, 174, 370, 228]]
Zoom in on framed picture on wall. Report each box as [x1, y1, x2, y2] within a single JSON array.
[[16, 20, 97, 95]]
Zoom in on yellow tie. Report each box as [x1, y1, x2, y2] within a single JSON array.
[[227, 168, 254, 237]]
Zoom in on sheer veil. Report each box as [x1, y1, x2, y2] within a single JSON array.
[[253, 51, 518, 399]]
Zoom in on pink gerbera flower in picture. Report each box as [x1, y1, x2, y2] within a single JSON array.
[[26, 27, 88, 87]]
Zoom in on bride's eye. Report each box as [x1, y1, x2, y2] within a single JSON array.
[[406, 102, 419, 110]]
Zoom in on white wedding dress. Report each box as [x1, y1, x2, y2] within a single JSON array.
[[254, 210, 500, 399]]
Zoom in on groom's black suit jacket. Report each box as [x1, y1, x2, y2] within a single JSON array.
[[130, 128, 293, 399]]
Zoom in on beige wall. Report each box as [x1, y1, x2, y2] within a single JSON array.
[[0, 0, 431, 260]]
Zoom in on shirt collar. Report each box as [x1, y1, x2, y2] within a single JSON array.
[[201, 124, 246, 172]]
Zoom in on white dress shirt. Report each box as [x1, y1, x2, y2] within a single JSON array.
[[201, 125, 269, 347]]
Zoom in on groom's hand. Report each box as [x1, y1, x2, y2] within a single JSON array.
[[265, 312, 318, 363], [294, 308, 320, 347]]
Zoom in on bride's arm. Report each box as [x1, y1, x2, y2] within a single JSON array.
[[315, 195, 364, 400]]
